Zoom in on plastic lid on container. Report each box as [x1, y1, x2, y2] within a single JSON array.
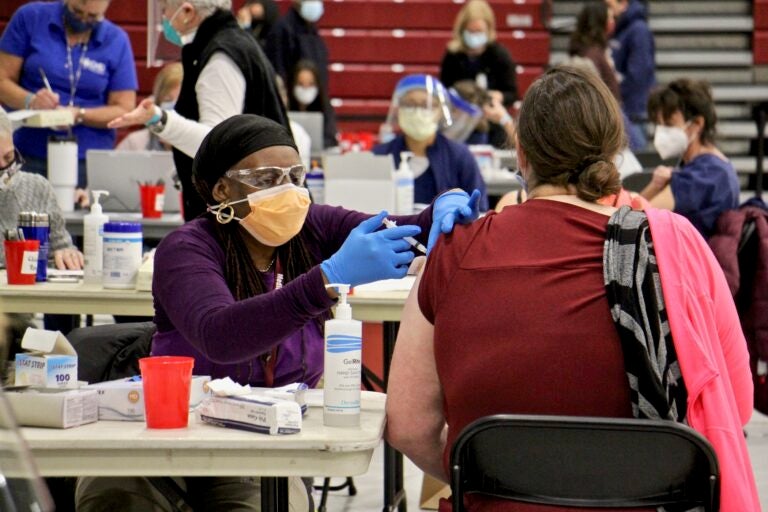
[[104, 222, 142, 233]]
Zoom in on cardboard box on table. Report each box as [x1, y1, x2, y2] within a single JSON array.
[[14, 328, 78, 389]]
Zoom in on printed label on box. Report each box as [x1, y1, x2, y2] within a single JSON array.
[[21, 251, 38, 274], [154, 194, 165, 212]]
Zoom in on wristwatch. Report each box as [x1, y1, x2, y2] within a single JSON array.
[[147, 108, 168, 134], [76, 107, 86, 125]]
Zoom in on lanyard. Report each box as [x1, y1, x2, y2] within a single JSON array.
[[261, 259, 284, 387], [65, 37, 89, 107]]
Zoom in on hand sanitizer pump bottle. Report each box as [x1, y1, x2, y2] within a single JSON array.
[[83, 190, 109, 285], [323, 284, 362, 427], [395, 151, 415, 214]]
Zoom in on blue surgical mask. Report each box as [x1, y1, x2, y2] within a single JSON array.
[[463, 30, 488, 50], [63, 5, 100, 34], [162, 7, 184, 47], [299, 1, 324, 23]]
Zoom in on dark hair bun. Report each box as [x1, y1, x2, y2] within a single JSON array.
[[576, 160, 621, 202]]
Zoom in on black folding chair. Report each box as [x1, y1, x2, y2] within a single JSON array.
[[450, 414, 719, 512]]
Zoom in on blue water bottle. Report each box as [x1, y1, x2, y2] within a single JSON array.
[[19, 212, 50, 282]]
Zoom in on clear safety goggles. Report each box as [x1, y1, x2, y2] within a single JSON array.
[[225, 165, 306, 189]]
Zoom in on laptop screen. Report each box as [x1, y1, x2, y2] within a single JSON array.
[[86, 150, 180, 213], [289, 111, 324, 154]]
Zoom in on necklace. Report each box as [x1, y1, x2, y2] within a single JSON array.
[[256, 257, 276, 273]]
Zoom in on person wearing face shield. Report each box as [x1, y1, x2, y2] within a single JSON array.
[[373, 74, 489, 212], [265, 0, 329, 93], [75, 114, 481, 511], [640, 79, 739, 238], [0, 0, 137, 198], [107, 0, 290, 222], [439, 0, 518, 149]]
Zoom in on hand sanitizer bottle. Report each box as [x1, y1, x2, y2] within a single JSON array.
[[394, 151, 414, 215], [83, 190, 109, 285], [324, 283, 362, 427]]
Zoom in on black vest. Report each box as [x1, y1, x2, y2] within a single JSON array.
[[174, 10, 290, 221]]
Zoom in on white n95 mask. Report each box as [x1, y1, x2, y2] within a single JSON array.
[[653, 125, 689, 160], [293, 85, 318, 106], [398, 108, 438, 141]]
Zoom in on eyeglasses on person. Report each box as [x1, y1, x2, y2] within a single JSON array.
[[225, 165, 307, 189]]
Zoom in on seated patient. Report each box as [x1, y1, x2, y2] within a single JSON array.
[[386, 66, 759, 511], [76, 114, 481, 511], [374, 74, 489, 211]]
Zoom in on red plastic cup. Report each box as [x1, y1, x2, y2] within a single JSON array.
[[4, 240, 40, 285], [139, 356, 194, 428], [139, 184, 165, 218]]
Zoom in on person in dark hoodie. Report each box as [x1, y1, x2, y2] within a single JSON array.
[[605, 0, 655, 150], [108, 0, 290, 221], [236, 0, 279, 48], [265, 0, 329, 90]]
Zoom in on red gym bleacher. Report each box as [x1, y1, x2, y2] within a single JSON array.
[[755, 0, 768, 64], [0, 0, 551, 133]]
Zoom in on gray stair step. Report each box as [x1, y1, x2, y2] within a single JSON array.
[[718, 121, 768, 139], [731, 157, 768, 174], [550, 33, 750, 52], [718, 140, 751, 154], [716, 104, 754, 119], [550, 51, 752, 68], [657, 68, 753, 84], [712, 85, 768, 102], [550, 16, 753, 33], [553, 1, 751, 17]]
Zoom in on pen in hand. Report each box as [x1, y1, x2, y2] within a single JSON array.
[[382, 218, 427, 254], [38, 67, 53, 95]]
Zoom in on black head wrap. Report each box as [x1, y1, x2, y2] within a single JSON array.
[[192, 114, 297, 195]]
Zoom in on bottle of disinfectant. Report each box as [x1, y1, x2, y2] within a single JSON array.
[[83, 190, 109, 285], [394, 151, 414, 215], [324, 283, 362, 427]]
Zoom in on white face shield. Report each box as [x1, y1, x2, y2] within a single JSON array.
[[380, 74, 453, 142], [441, 88, 483, 143]]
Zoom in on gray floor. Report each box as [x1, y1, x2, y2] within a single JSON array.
[[323, 409, 768, 511]]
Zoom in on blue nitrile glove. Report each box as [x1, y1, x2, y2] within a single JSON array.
[[427, 189, 481, 253], [321, 211, 421, 287]]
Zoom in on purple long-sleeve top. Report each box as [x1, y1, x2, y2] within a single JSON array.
[[151, 204, 432, 387]]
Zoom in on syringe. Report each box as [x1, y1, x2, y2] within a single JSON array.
[[382, 218, 427, 254]]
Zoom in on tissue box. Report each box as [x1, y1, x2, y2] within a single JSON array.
[[15, 328, 77, 389], [4, 388, 98, 428], [250, 383, 308, 415], [85, 375, 212, 421], [197, 395, 302, 435]]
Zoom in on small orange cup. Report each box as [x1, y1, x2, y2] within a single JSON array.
[[4, 240, 40, 285], [139, 356, 194, 428]]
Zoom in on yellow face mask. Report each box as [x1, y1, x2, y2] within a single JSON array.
[[210, 184, 311, 246]]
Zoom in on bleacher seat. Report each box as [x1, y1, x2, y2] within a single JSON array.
[[321, 29, 549, 66], [274, 0, 550, 31]]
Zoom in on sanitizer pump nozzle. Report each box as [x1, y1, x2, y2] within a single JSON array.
[[91, 190, 109, 214], [323, 283, 361, 427]]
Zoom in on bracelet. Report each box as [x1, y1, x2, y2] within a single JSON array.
[[24, 92, 35, 110], [145, 108, 163, 127], [76, 107, 86, 125]]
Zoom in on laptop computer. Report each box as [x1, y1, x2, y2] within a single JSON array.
[[86, 150, 180, 212], [289, 111, 324, 153], [323, 152, 395, 213]]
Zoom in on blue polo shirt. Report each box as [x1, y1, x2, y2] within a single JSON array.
[[0, 1, 137, 160]]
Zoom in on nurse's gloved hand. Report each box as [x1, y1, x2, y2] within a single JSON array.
[[321, 211, 421, 287], [428, 189, 481, 253]]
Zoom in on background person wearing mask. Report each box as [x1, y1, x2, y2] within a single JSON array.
[[439, 0, 518, 149], [0, 0, 137, 197], [605, 0, 656, 150], [288, 59, 338, 148], [76, 114, 481, 511], [116, 62, 182, 151], [266, 0, 329, 91], [640, 78, 739, 239], [386, 66, 759, 512], [236, 0, 279, 48], [374, 74, 488, 211], [107, 0, 289, 222]]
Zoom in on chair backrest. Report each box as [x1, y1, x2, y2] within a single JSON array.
[[450, 414, 719, 512]]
